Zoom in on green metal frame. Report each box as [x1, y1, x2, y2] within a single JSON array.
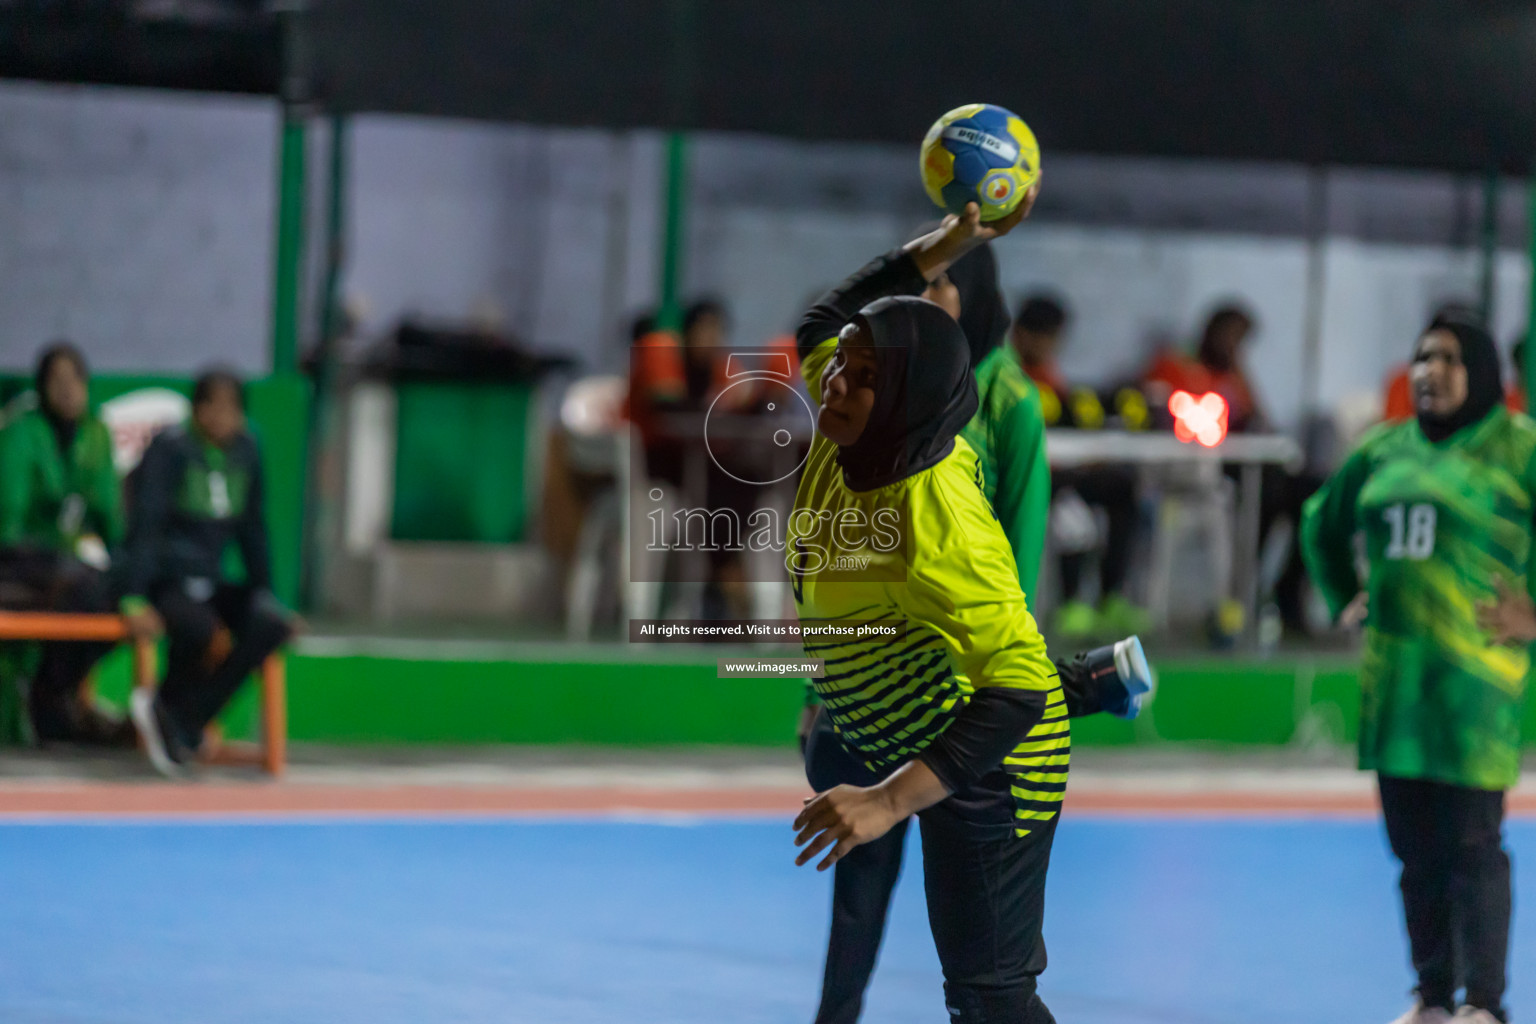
[[656, 132, 689, 332], [271, 114, 307, 375]]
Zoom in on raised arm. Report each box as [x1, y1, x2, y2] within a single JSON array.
[[797, 197, 1038, 362]]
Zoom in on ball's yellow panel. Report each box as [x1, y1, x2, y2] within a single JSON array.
[[919, 103, 1041, 219], [920, 141, 955, 206]]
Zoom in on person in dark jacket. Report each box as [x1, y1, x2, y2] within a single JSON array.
[[124, 369, 293, 777], [0, 342, 130, 744]]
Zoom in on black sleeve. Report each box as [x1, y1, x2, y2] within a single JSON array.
[[1054, 644, 1131, 719], [236, 440, 272, 592], [796, 248, 929, 359], [121, 436, 181, 599], [917, 686, 1047, 794]]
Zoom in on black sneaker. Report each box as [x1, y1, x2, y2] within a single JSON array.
[[129, 690, 188, 779]]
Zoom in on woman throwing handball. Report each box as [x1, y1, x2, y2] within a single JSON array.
[[799, 233, 1151, 1024], [787, 194, 1070, 1024], [1302, 313, 1536, 1024]]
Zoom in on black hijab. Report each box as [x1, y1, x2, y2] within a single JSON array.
[[835, 295, 979, 491], [1416, 313, 1503, 443], [34, 342, 86, 454], [946, 243, 1010, 368]]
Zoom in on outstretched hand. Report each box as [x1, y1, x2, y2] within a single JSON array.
[[907, 182, 1040, 281], [792, 784, 904, 871], [1476, 578, 1536, 646]]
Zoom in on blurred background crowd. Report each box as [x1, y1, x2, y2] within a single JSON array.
[[0, 0, 1532, 754]]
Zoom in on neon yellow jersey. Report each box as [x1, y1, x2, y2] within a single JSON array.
[[791, 338, 1067, 836]]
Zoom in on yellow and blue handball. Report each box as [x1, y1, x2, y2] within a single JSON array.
[[920, 103, 1040, 221]]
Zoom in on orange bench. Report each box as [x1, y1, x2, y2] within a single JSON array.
[[0, 611, 287, 776]]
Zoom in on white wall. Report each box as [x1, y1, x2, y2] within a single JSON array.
[[686, 209, 1532, 431], [343, 117, 662, 368], [0, 78, 1529, 435], [0, 81, 277, 374]]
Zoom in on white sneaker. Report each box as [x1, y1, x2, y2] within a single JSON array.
[[1110, 636, 1155, 720], [129, 689, 185, 780], [1389, 1004, 1454, 1024], [1453, 1008, 1504, 1024]]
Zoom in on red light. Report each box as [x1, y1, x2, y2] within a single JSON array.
[[1169, 390, 1229, 448]]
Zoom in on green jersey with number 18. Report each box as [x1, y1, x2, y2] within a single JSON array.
[[1301, 406, 1536, 790]]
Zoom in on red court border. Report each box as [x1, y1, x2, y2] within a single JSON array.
[[1, 783, 1532, 820]]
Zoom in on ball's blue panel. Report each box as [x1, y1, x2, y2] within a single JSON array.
[[967, 105, 1011, 134], [950, 148, 989, 185]]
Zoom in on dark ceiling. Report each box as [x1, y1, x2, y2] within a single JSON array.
[[3, 1, 1534, 174]]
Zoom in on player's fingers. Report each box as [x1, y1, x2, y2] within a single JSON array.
[[793, 821, 825, 848], [794, 804, 838, 843], [795, 827, 841, 867], [792, 794, 828, 830], [818, 836, 858, 872], [794, 801, 843, 840], [792, 808, 825, 838]]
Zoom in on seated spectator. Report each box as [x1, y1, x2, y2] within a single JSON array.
[[1013, 296, 1147, 639], [0, 342, 131, 744], [1166, 304, 1318, 636], [1194, 305, 1268, 432], [123, 369, 294, 777]]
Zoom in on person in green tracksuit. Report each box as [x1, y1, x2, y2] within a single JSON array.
[[1301, 314, 1534, 1024], [941, 244, 1050, 597], [893, 234, 1050, 597], [0, 342, 129, 743], [123, 370, 294, 778]]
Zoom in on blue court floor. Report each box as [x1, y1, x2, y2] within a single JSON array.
[[0, 816, 1530, 1024]]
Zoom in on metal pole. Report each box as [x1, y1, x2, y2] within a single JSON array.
[[656, 132, 689, 332], [1299, 168, 1328, 416], [299, 113, 349, 610], [1480, 168, 1499, 325], [656, 0, 697, 333], [271, 0, 311, 375]]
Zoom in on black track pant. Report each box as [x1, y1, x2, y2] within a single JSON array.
[[0, 550, 116, 741], [1378, 774, 1511, 1019], [803, 653, 1108, 1023], [152, 583, 290, 750], [804, 718, 1058, 1024]]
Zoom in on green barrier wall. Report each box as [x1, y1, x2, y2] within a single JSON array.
[[74, 648, 1536, 749]]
